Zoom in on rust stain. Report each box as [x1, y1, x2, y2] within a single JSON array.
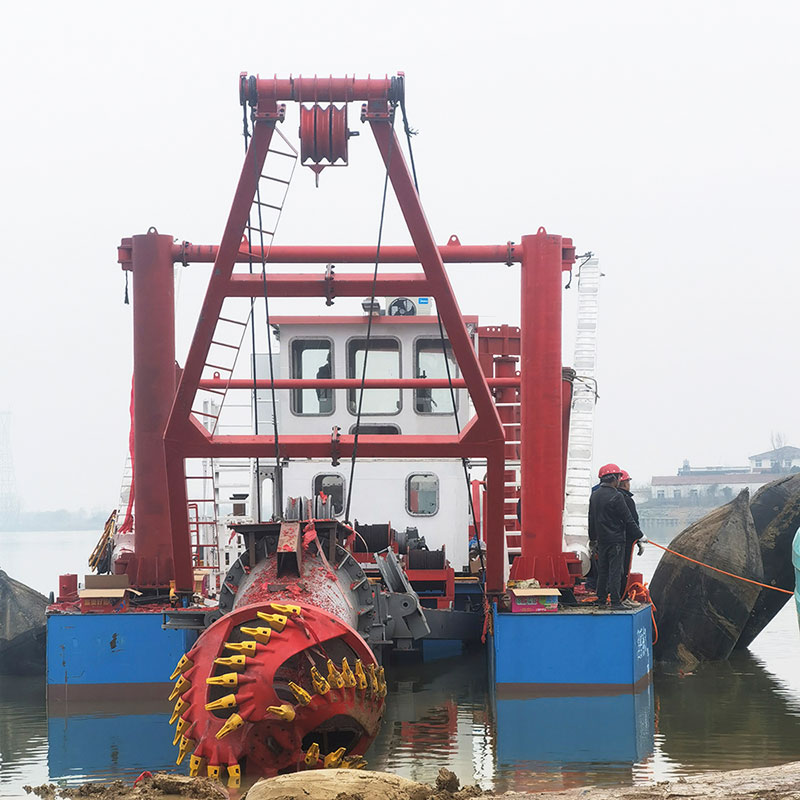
[[110, 633, 118, 650]]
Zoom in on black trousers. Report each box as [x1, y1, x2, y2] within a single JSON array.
[[596, 542, 624, 604]]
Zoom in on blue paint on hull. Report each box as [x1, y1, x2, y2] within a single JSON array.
[[492, 605, 653, 687], [495, 683, 655, 764], [48, 710, 178, 783], [47, 612, 196, 689]]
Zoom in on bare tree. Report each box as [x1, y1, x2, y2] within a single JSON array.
[[770, 431, 787, 451]]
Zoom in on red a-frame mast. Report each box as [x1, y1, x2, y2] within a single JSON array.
[[117, 74, 579, 596]]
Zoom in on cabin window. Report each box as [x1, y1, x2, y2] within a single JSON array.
[[407, 473, 439, 516], [232, 502, 246, 516], [656, 490, 665, 499], [349, 423, 401, 435], [413, 338, 459, 414], [755, 460, 762, 467], [313, 473, 345, 516], [689, 488, 698, 497], [673, 489, 681, 499], [347, 338, 401, 415], [291, 338, 333, 415]]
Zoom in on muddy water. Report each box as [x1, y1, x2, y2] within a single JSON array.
[[1, 531, 799, 797]]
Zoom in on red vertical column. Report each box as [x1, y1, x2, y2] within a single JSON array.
[[128, 230, 176, 588], [510, 229, 571, 586], [561, 370, 575, 507]]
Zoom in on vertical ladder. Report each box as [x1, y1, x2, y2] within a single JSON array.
[[189, 127, 298, 437], [563, 257, 601, 549], [184, 129, 298, 587]]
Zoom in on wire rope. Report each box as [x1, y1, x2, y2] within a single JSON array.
[[343, 112, 397, 524]]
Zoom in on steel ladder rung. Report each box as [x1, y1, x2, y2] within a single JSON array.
[[191, 409, 220, 419], [260, 174, 291, 185], [267, 148, 297, 159], [253, 199, 283, 211], [218, 316, 248, 326], [204, 363, 233, 373], [245, 224, 276, 237], [210, 340, 240, 351]]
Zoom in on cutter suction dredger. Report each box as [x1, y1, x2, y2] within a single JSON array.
[[165, 515, 433, 784]]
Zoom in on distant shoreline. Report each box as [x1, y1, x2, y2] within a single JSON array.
[[0, 511, 107, 533]]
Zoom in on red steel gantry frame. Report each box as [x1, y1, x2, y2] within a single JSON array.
[[117, 74, 578, 595]]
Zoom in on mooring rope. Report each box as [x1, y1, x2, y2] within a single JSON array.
[[648, 540, 793, 595]]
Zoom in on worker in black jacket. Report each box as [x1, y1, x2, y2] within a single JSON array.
[[588, 463, 646, 608], [618, 469, 642, 597]]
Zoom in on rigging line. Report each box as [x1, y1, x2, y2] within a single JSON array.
[[242, 100, 263, 522], [343, 113, 396, 524], [648, 541, 794, 595], [250, 119, 286, 514], [400, 97, 486, 578]]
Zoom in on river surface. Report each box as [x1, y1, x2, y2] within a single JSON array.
[[1, 529, 799, 797]]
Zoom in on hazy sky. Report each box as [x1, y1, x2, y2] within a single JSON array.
[[1, 1, 799, 510]]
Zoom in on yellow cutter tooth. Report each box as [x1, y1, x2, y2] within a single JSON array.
[[207, 764, 221, 782], [169, 697, 188, 725], [206, 672, 239, 687], [304, 742, 320, 766], [175, 736, 193, 766], [288, 681, 312, 706], [189, 753, 205, 778], [378, 666, 387, 697], [227, 764, 241, 789], [224, 640, 258, 657], [170, 654, 193, 681], [215, 712, 245, 740], [341, 658, 356, 688], [323, 746, 346, 768], [367, 664, 379, 694], [266, 704, 296, 721], [326, 659, 345, 689], [168, 675, 190, 701], [256, 612, 287, 632], [214, 654, 247, 671], [342, 755, 367, 770], [269, 603, 301, 617], [172, 716, 192, 746], [239, 625, 272, 644], [310, 666, 330, 696], [354, 660, 368, 690], [204, 693, 238, 712]]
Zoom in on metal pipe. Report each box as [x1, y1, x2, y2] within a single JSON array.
[[118, 242, 523, 267], [516, 230, 564, 575], [198, 377, 520, 390], [182, 433, 487, 460], [129, 231, 176, 587]]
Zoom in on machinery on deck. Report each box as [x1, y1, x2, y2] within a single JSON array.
[[48, 72, 603, 782]]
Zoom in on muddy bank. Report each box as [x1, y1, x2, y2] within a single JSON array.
[[21, 762, 800, 800]]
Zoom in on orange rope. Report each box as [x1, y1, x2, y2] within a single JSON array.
[[648, 540, 793, 595], [626, 580, 658, 644]]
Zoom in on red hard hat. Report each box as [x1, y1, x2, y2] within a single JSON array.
[[619, 470, 631, 482], [598, 463, 622, 479]]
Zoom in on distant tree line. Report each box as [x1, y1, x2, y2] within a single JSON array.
[[0, 508, 108, 532]]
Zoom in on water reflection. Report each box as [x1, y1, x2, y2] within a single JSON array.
[[2, 641, 799, 797], [654, 648, 800, 772]]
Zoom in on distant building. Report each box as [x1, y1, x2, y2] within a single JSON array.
[[748, 445, 800, 473], [648, 446, 800, 503]]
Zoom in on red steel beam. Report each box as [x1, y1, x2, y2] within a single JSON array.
[[127, 231, 177, 588], [118, 242, 523, 267], [511, 230, 573, 587], [369, 117, 507, 593], [227, 273, 431, 297], [198, 377, 520, 390], [164, 112, 278, 592], [182, 433, 490, 460], [249, 74, 393, 103]]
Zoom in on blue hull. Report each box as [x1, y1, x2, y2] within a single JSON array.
[[46, 611, 196, 701]]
